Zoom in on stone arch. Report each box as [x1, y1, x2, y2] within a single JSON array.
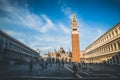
[[110, 44, 112, 51], [103, 47, 105, 53], [118, 41, 120, 49], [117, 27, 120, 34], [106, 46, 108, 52], [111, 44, 114, 51], [109, 33, 111, 38], [113, 43, 116, 50], [104, 46, 106, 52], [106, 35, 109, 40], [108, 45, 110, 52], [114, 29, 118, 36], [111, 31, 114, 38]]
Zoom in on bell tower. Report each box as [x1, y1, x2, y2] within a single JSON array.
[[71, 14, 80, 62]]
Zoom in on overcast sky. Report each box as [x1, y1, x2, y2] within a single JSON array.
[[0, 0, 120, 55]]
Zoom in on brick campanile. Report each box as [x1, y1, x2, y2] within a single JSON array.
[[71, 14, 80, 62]]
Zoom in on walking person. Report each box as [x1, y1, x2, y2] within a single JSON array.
[[58, 60, 61, 67], [73, 63, 77, 74], [62, 61, 64, 68], [62, 58, 64, 68], [41, 62, 44, 69], [79, 63, 81, 68], [45, 61, 48, 68]]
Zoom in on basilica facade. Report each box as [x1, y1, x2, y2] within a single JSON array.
[[42, 47, 72, 62]]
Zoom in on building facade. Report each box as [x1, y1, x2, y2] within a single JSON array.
[[0, 29, 41, 65], [71, 14, 80, 62], [82, 23, 120, 65], [42, 47, 72, 62]]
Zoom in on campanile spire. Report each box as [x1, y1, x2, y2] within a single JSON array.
[[72, 14, 77, 22], [71, 14, 80, 62]]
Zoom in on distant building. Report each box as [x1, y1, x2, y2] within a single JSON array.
[[42, 47, 72, 62], [35, 49, 41, 55], [0, 29, 41, 65]]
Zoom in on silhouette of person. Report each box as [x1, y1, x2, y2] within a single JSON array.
[[62, 59, 64, 68], [73, 64, 77, 74], [41, 62, 44, 69]]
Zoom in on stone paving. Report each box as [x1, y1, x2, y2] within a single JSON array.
[[0, 63, 120, 80], [0, 63, 77, 80], [66, 63, 120, 78]]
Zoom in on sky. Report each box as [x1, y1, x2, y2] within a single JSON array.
[[0, 0, 120, 55]]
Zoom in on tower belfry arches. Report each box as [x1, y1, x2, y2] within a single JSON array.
[[71, 14, 80, 62]]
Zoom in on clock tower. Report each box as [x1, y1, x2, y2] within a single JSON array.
[[71, 14, 80, 62]]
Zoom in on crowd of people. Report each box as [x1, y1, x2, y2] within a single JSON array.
[[28, 58, 66, 73], [28, 58, 82, 75]]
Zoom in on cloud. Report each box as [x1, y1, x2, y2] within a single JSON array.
[[57, 0, 62, 4], [78, 20, 106, 50], [5, 30, 25, 37], [59, 1, 74, 21], [3, 29, 27, 44], [61, 6, 73, 20], [59, 23, 70, 34], [0, 0, 56, 33], [0, 0, 72, 55], [0, 0, 107, 55], [59, 1, 106, 51], [40, 15, 57, 32], [26, 34, 71, 54]]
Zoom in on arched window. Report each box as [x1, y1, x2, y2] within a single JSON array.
[[114, 29, 118, 35], [114, 43, 116, 50], [108, 45, 110, 52], [111, 44, 113, 51], [112, 31, 114, 37], [109, 34, 111, 38], [118, 41, 120, 49]]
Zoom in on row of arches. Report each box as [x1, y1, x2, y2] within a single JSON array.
[[86, 38, 120, 58], [86, 24, 120, 52], [85, 53, 120, 66], [101, 40, 120, 53]]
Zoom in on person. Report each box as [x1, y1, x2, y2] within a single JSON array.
[[79, 63, 81, 68], [41, 62, 44, 69], [62, 59, 64, 68], [45, 61, 48, 68], [62, 61, 64, 68], [73, 64, 77, 74]]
